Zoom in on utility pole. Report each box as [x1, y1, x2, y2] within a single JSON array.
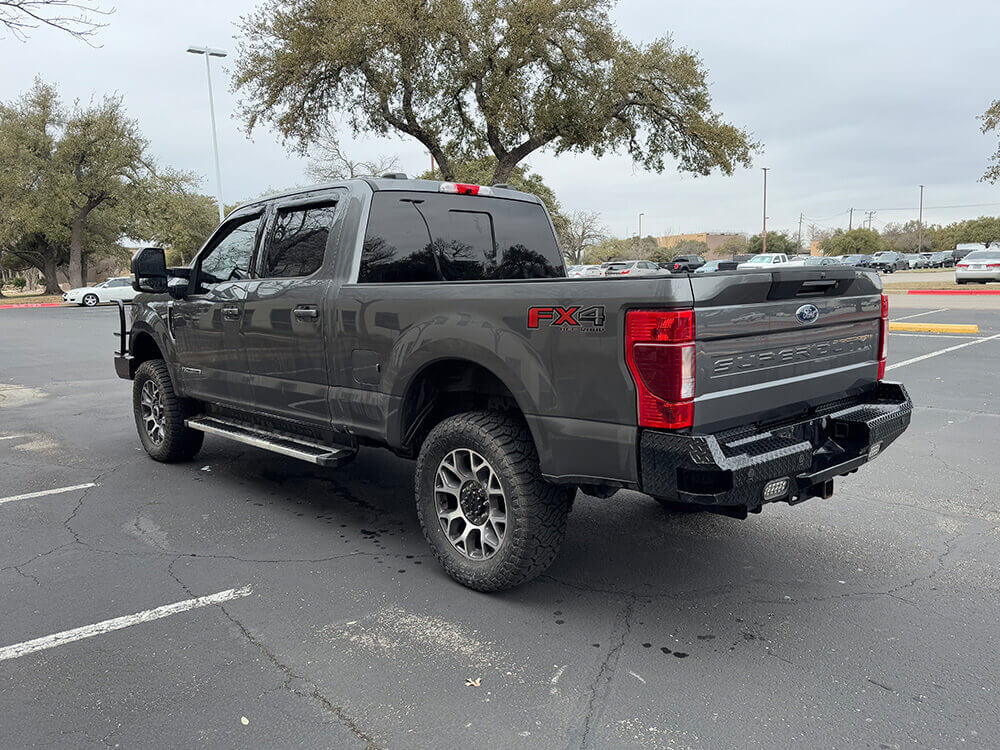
[[761, 168, 769, 253], [849, 208, 854, 231], [918, 185, 925, 252], [865, 210, 876, 230], [636, 212, 645, 256], [186, 45, 228, 222], [797, 212, 803, 252]]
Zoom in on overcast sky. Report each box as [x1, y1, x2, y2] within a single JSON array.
[[2, 0, 998, 239]]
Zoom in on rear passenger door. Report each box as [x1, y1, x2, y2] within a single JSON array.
[[241, 195, 340, 427]]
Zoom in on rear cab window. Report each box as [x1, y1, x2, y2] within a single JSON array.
[[358, 191, 564, 283]]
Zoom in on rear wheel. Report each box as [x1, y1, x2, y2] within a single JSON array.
[[133, 359, 203, 462], [415, 411, 574, 592], [82, 293, 99, 307]]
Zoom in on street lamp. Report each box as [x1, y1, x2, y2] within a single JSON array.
[[761, 167, 769, 253], [637, 212, 645, 255], [187, 45, 227, 222]]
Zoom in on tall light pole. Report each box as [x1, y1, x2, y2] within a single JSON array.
[[187, 45, 227, 222], [761, 168, 769, 253], [637, 212, 645, 255], [918, 185, 925, 253]]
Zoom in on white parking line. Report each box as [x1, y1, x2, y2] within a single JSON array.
[[891, 308, 947, 322], [0, 483, 97, 507], [0, 436, 26, 441], [0, 586, 253, 662], [887, 332, 1000, 371]]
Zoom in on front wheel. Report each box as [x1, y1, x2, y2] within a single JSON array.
[[415, 411, 574, 592], [132, 359, 204, 462], [82, 293, 99, 307]]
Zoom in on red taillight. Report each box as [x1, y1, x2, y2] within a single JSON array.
[[987, 263, 1000, 268], [957, 263, 969, 268], [621, 269, 630, 274], [439, 182, 492, 196], [625, 310, 695, 429], [877, 293, 888, 380]]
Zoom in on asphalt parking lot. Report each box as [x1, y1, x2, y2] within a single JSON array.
[[1, 302, 999, 749]]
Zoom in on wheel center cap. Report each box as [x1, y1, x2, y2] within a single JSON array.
[[459, 480, 490, 525]]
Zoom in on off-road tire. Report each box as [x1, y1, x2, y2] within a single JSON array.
[[133, 359, 204, 462], [82, 293, 99, 307], [415, 411, 574, 592]]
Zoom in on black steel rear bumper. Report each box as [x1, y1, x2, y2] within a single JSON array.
[[639, 381, 912, 510]]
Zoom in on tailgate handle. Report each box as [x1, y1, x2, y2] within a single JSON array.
[[294, 306, 319, 320]]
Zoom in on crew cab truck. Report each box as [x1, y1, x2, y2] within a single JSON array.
[[116, 176, 912, 592]]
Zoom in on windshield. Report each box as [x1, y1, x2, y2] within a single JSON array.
[[747, 255, 774, 264]]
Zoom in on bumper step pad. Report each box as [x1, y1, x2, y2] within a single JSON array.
[[640, 382, 912, 509]]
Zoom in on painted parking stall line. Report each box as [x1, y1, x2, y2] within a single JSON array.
[[887, 332, 1000, 371], [0, 483, 97, 507], [0, 586, 253, 662], [0, 436, 26, 441], [891, 308, 948, 321]]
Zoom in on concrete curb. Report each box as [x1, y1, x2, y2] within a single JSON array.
[[907, 289, 1000, 296], [0, 302, 64, 309], [888, 322, 980, 334]]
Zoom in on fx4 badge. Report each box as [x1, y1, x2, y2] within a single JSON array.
[[528, 305, 606, 331]]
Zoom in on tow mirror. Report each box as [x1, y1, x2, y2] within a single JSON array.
[[131, 247, 168, 294]]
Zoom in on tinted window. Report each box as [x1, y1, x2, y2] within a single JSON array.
[[106, 278, 129, 287], [199, 214, 262, 286], [359, 192, 563, 283], [964, 250, 1000, 260], [262, 202, 337, 278]]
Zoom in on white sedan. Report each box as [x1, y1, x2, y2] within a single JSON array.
[[63, 276, 135, 307]]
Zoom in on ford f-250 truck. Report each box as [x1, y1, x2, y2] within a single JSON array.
[[115, 176, 912, 591]]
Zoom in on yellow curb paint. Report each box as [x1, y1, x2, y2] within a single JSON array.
[[888, 322, 979, 334]]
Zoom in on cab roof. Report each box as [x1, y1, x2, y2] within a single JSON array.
[[235, 176, 542, 213]]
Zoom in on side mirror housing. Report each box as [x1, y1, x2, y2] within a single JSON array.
[[167, 278, 190, 299], [131, 247, 168, 293]]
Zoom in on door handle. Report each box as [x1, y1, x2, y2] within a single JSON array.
[[293, 307, 319, 320], [222, 306, 241, 319]]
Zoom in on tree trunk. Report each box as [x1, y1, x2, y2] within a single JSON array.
[[69, 210, 86, 289], [42, 253, 62, 295]]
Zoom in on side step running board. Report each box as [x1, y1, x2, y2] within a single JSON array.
[[185, 416, 355, 467]]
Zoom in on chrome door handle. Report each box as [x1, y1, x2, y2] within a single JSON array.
[[293, 307, 319, 320], [222, 306, 241, 319]]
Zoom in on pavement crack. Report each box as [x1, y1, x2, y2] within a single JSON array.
[[576, 596, 637, 750]]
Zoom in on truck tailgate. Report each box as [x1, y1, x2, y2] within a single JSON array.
[[690, 269, 883, 432]]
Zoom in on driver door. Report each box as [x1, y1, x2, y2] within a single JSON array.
[[171, 209, 265, 409]]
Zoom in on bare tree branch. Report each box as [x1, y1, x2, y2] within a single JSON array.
[[305, 126, 401, 181], [0, 0, 113, 44]]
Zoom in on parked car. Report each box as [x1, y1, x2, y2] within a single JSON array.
[[63, 276, 136, 307], [924, 251, 954, 268], [786, 256, 842, 267], [838, 255, 870, 268], [601, 260, 663, 276], [869, 251, 908, 273], [955, 249, 1000, 284], [115, 175, 911, 592], [737, 253, 802, 269], [568, 264, 604, 278], [903, 253, 928, 269], [694, 259, 739, 273], [669, 255, 706, 273]]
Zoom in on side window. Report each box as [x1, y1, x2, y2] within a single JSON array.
[[199, 214, 262, 286], [490, 200, 563, 279], [359, 195, 437, 283], [262, 202, 337, 278]]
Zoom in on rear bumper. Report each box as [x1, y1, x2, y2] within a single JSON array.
[[639, 381, 911, 509]]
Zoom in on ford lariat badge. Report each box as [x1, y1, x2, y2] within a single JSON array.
[[795, 304, 820, 324]]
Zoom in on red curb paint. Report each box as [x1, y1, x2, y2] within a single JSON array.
[[906, 289, 1000, 296], [0, 302, 64, 309]]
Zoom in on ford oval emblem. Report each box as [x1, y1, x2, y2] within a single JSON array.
[[796, 304, 820, 324]]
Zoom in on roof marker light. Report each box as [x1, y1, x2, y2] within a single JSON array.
[[439, 182, 492, 196]]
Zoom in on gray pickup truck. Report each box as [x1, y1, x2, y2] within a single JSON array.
[[115, 176, 911, 591]]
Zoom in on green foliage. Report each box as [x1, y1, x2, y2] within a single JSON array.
[[12, 277, 26, 290], [748, 231, 800, 255], [234, 0, 757, 184], [818, 228, 887, 256], [716, 235, 748, 257], [583, 235, 659, 264], [930, 216, 1000, 251], [139, 191, 219, 265], [0, 78, 198, 288], [881, 220, 931, 253], [980, 100, 1000, 184], [668, 239, 710, 257]]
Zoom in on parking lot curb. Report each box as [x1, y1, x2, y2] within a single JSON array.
[[888, 322, 979, 334], [907, 289, 1000, 296], [0, 302, 64, 309]]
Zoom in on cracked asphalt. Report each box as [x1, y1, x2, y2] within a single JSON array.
[[1, 304, 999, 749]]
